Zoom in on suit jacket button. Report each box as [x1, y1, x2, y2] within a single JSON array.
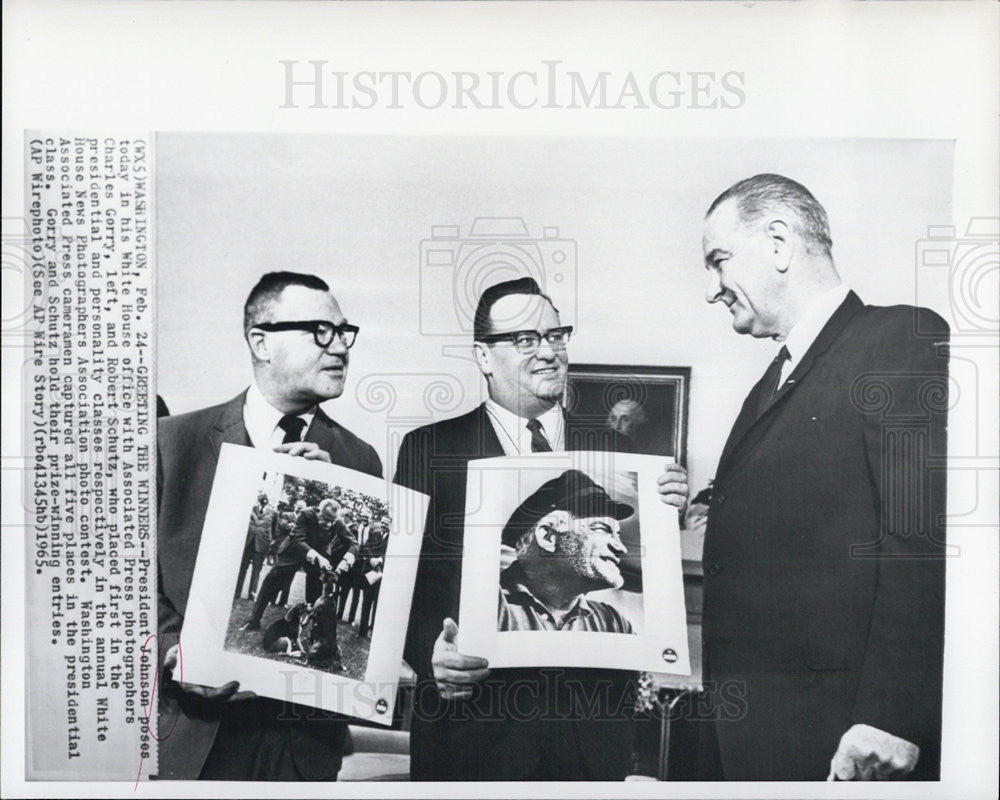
[[707, 562, 722, 576], [715, 492, 727, 505]]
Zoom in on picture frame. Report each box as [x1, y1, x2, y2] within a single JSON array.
[[566, 365, 690, 463]]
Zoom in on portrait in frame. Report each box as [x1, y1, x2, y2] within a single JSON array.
[[566, 365, 690, 462]]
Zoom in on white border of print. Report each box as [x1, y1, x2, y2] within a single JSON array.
[[179, 444, 428, 725], [458, 452, 690, 676]]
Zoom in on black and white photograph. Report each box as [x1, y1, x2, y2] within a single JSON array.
[[458, 453, 690, 674], [177, 445, 427, 726], [224, 471, 392, 680], [496, 467, 643, 635]]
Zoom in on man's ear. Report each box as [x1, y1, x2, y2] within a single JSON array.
[[473, 342, 492, 377], [247, 328, 270, 362], [765, 218, 794, 273], [533, 510, 569, 553]]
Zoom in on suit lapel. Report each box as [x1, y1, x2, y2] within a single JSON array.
[[756, 292, 863, 419], [716, 371, 775, 473], [717, 292, 864, 477], [306, 405, 339, 454], [473, 403, 505, 458], [209, 391, 252, 459]]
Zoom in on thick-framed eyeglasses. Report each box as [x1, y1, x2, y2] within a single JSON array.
[[254, 320, 359, 349], [478, 325, 574, 355]]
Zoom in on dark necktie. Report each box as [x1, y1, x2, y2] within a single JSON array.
[[277, 414, 307, 444], [526, 418, 552, 452], [756, 345, 791, 416]]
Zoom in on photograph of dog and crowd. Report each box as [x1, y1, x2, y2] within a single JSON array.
[[224, 474, 390, 680]]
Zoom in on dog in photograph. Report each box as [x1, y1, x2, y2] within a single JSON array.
[[297, 569, 343, 670], [261, 602, 307, 657]]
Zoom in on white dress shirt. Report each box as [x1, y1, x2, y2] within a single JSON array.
[[778, 283, 851, 386], [242, 379, 316, 449], [484, 398, 566, 455]]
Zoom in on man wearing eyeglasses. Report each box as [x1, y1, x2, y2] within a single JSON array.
[[393, 276, 688, 780], [156, 271, 381, 780]]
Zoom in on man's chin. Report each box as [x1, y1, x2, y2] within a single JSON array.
[[731, 315, 754, 336], [317, 375, 346, 399], [596, 567, 624, 589], [532, 376, 566, 402]]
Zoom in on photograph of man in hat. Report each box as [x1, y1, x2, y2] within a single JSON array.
[[498, 469, 637, 634]]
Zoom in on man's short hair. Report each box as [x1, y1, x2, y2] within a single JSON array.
[[243, 271, 331, 337], [318, 497, 340, 516], [472, 277, 559, 341], [707, 173, 833, 257]]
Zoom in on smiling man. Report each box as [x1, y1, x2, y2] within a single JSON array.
[[698, 175, 948, 781], [498, 469, 636, 634], [393, 277, 688, 781], [156, 271, 381, 780]]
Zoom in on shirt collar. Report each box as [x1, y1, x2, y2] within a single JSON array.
[[537, 403, 565, 445], [781, 283, 850, 366], [243, 378, 316, 448], [484, 398, 565, 454]]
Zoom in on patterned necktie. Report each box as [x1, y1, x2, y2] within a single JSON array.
[[277, 414, 307, 444], [756, 345, 791, 416], [526, 418, 552, 452]]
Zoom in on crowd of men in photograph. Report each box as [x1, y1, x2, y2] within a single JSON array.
[[235, 487, 390, 638]]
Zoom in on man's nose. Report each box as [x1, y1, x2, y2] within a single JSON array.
[[705, 270, 723, 304], [533, 337, 558, 360], [609, 534, 627, 556], [325, 335, 349, 356]]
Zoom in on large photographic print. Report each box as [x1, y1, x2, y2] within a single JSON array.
[[178, 445, 427, 724], [459, 452, 690, 675]]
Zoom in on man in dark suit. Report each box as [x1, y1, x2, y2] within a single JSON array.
[[243, 498, 357, 629], [156, 271, 382, 780], [235, 491, 277, 601], [393, 277, 689, 780], [356, 518, 388, 638], [698, 174, 948, 780], [337, 511, 371, 623]]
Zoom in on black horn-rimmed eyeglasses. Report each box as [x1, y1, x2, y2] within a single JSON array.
[[477, 326, 573, 355], [254, 320, 359, 349]]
